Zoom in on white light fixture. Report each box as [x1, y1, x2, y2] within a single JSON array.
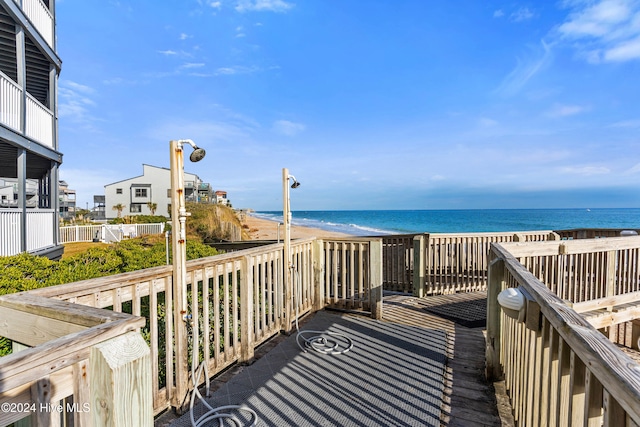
[[497, 287, 526, 322]]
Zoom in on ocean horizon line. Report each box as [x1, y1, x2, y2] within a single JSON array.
[[252, 208, 640, 236]]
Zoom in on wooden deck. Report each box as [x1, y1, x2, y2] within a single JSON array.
[[156, 292, 516, 426], [383, 292, 514, 426]]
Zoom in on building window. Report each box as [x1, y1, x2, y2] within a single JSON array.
[[116, 188, 123, 194], [167, 189, 171, 198], [135, 188, 148, 198], [130, 204, 142, 213]]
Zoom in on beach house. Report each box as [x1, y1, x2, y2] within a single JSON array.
[[0, 0, 62, 258], [104, 164, 212, 219]]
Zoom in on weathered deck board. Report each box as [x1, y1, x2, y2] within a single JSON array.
[[156, 292, 516, 426], [383, 292, 515, 426]]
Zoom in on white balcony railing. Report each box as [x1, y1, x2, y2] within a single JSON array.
[[0, 71, 55, 148], [25, 92, 54, 148], [0, 208, 56, 256], [26, 209, 55, 251], [0, 71, 22, 132], [22, 0, 54, 48], [0, 209, 21, 256]]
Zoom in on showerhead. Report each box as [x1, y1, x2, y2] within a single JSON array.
[[189, 147, 206, 162], [288, 175, 301, 189]]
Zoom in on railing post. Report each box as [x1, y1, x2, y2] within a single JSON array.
[[370, 239, 383, 320], [90, 331, 152, 426], [412, 234, 425, 298], [313, 239, 325, 312], [486, 253, 505, 381], [240, 255, 255, 363], [75, 225, 79, 243], [605, 250, 617, 340]]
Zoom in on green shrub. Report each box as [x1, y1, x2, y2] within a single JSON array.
[[0, 237, 220, 357]]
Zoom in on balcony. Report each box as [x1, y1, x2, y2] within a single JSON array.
[[0, 70, 54, 148], [20, 0, 54, 49], [0, 207, 56, 255]]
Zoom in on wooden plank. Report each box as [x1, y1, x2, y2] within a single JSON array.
[[584, 369, 604, 427], [569, 350, 586, 427], [90, 331, 152, 426], [0, 316, 144, 394], [0, 305, 87, 346], [0, 293, 132, 327], [369, 239, 383, 320], [240, 255, 254, 362], [573, 291, 640, 313]]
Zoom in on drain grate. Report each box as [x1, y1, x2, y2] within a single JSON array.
[[422, 298, 487, 328]]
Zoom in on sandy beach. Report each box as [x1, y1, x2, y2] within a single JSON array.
[[242, 214, 352, 240]]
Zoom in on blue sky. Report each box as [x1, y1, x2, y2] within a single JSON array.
[[57, 0, 640, 211]]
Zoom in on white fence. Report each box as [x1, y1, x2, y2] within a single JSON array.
[[60, 223, 165, 244]]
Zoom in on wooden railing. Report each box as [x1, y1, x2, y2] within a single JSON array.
[[486, 236, 640, 426], [381, 234, 418, 293], [14, 237, 383, 417], [0, 293, 151, 426], [556, 228, 640, 240], [411, 231, 557, 296]]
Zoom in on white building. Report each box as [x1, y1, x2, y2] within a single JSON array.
[[104, 164, 211, 219], [0, 0, 62, 258]]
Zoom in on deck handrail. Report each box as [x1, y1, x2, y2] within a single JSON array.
[[0, 293, 151, 426], [14, 236, 383, 415], [486, 240, 640, 425]]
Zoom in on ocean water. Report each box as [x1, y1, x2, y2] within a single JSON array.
[[254, 209, 640, 236]]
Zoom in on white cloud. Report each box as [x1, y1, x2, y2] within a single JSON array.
[[609, 118, 640, 127], [545, 103, 590, 117], [272, 120, 305, 136], [495, 40, 552, 96], [210, 1, 222, 8], [215, 65, 260, 75], [478, 117, 499, 127], [560, 165, 611, 175], [493, 9, 504, 18], [557, 0, 640, 62], [65, 81, 96, 94], [58, 81, 100, 129], [511, 7, 535, 22], [626, 162, 640, 174], [179, 33, 191, 40], [158, 49, 178, 55], [181, 62, 205, 69], [235, 0, 294, 13]]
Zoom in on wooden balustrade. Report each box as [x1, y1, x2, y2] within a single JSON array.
[[410, 231, 557, 296], [10, 237, 383, 416], [0, 293, 151, 426], [487, 238, 640, 426]]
